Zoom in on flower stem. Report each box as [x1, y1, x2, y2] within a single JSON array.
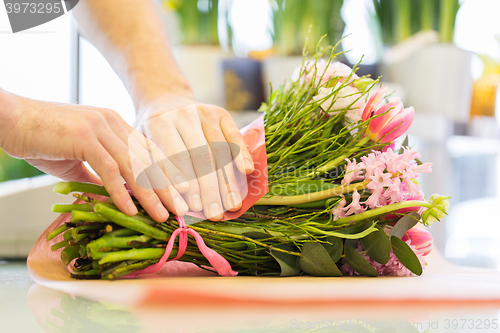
[[46, 224, 70, 241], [52, 203, 94, 213], [334, 200, 433, 225], [189, 225, 302, 257], [94, 203, 170, 241], [256, 181, 369, 205], [312, 136, 370, 175], [53, 182, 109, 197]]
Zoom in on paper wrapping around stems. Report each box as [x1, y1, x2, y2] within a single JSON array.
[[27, 115, 268, 284]]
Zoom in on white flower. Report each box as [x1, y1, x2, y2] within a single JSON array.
[[312, 83, 365, 123], [292, 60, 358, 86]]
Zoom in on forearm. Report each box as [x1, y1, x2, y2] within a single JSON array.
[[73, 0, 194, 113]]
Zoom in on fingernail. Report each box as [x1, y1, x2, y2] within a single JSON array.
[[127, 200, 138, 215], [244, 158, 254, 172], [209, 202, 222, 219], [174, 196, 189, 215], [156, 201, 169, 221], [191, 193, 203, 211], [226, 192, 241, 210], [175, 175, 189, 190]]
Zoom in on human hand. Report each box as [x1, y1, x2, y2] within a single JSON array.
[[0, 89, 190, 222], [135, 95, 255, 221]]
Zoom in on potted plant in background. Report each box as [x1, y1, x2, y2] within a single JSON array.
[[163, 0, 228, 106], [371, 0, 472, 129], [262, 0, 345, 98]]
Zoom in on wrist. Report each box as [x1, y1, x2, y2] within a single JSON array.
[[134, 93, 199, 127], [132, 74, 195, 113]]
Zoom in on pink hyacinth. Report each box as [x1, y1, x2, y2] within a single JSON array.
[[332, 147, 431, 220], [361, 88, 414, 143], [341, 158, 364, 186], [344, 189, 366, 215]]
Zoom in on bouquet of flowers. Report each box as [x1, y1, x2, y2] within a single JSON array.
[[47, 38, 449, 279]]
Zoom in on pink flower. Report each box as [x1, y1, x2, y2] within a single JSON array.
[[366, 168, 393, 192], [364, 188, 386, 208], [378, 148, 402, 174], [332, 196, 347, 220], [345, 189, 366, 215], [361, 88, 414, 143], [360, 152, 383, 180], [341, 158, 364, 186], [383, 176, 402, 203], [403, 228, 433, 256]]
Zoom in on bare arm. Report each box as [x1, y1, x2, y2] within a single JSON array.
[[73, 0, 193, 111]]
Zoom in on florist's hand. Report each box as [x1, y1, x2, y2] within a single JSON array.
[[136, 95, 255, 221], [0, 89, 189, 222]]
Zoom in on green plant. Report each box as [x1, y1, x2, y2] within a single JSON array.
[[371, 0, 460, 45], [271, 0, 344, 56], [0, 149, 44, 182], [167, 0, 220, 45]]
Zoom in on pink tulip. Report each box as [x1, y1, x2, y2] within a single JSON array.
[[361, 88, 414, 143], [403, 228, 433, 256]]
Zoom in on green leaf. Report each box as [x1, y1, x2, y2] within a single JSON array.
[[270, 244, 301, 277], [391, 236, 423, 276], [321, 236, 343, 263], [361, 226, 391, 264], [299, 243, 342, 277], [332, 221, 379, 239], [344, 246, 378, 277], [243, 232, 272, 239], [344, 238, 359, 249], [390, 212, 420, 239], [398, 135, 409, 154]]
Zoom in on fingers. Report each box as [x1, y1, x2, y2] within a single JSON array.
[[198, 109, 243, 212], [84, 143, 139, 217], [144, 113, 204, 214], [98, 128, 189, 221], [219, 111, 255, 175], [97, 109, 191, 220], [169, 107, 225, 220]]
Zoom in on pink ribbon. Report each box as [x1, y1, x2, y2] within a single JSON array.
[[124, 216, 238, 278]]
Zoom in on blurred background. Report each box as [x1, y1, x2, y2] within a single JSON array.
[[1, 0, 500, 269]]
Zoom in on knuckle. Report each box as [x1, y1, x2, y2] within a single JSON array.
[[102, 158, 119, 173], [191, 150, 213, 166], [168, 149, 191, 164], [211, 142, 230, 155]]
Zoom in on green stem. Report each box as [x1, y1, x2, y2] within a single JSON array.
[[312, 136, 370, 175], [256, 181, 368, 206], [52, 203, 94, 213], [46, 224, 70, 241], [189, 225, 302, 257], [53, 182, 109, 197], [334, 200, 432, 225], [103, 260, 159, 280], [51, 240, 68, 251], [71, 211, 108, 223], [87, 235, 152, 258], [94, 203, 169, 241]]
